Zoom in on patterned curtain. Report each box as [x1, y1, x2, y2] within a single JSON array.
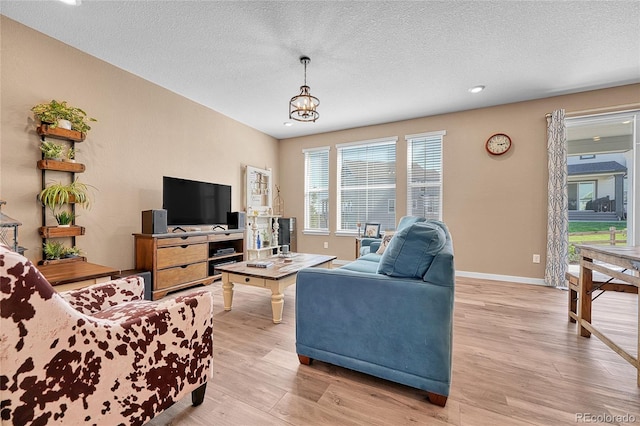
[[545, 109, 568, 287]]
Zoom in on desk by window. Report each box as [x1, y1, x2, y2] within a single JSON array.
[[576, 244, 640, 385]]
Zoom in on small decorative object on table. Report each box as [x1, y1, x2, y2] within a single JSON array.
[[279, 244, 293, 260], [0, 200, 23, 254], [247, 260, 274, 268], [364, 223, 380, 238]]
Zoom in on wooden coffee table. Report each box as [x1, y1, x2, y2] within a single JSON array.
[[215, 253, 336, 323]]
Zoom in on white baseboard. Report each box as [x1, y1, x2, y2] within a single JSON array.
[[455, 270, 547, 286]]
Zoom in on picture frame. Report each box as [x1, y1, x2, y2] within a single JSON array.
[[364, 223, 381, 238]]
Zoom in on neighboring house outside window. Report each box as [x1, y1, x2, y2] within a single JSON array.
[[303, 146, 330, 234], [406, 131, 446, 221], [567, 153, 627, 219], [336, 137, 397, 233]]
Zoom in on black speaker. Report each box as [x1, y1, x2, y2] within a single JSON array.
[[227, 211, 246, 230], [142, 209, 167, 234], [278, 217, 296, 251]]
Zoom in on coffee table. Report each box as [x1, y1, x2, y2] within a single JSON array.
[[215, 253, 336, 323]]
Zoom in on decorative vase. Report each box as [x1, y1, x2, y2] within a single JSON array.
[[57, 119, 72, 130]]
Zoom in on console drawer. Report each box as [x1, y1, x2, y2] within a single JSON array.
[[156, 262, 207, 289], [227, 273, 267, 288], [157, 235, 207, 247], [157, 243, 207, 269]]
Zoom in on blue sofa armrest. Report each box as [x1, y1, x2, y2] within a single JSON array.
[[360, 237, 380, 247], [295, 267, 454, 398], [359, 237, 381, 257]]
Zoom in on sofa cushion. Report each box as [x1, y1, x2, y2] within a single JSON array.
[[377, 222, 446, 279], [375, 232, 395, 254], [340, 253, 381, 274]]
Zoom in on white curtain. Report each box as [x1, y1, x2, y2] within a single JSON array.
[[545, 109, 568, 288]]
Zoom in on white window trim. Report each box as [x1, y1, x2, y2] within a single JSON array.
[[405, 130, 446, 141], [336, 136, 398, 149], [302, 145, 331, 154]]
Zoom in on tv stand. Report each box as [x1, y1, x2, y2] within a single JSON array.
[[133, 229, 244, 300]]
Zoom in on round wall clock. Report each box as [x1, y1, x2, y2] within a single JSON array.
[[485, 133, 512, 155]]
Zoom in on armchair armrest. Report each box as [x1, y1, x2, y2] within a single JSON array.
[[60, 276, 145, 315], [92, 290, 213, 331], [77, 290, 213, 420]]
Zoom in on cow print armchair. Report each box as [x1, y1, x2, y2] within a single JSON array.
[[0, 245, 213, 425]]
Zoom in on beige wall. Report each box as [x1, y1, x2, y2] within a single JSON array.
[[1, 17, 279, 268], [280, 84, 640, 281]]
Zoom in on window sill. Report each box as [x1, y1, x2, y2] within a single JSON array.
[[302, 230, 330, 236]]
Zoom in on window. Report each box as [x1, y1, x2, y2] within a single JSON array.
[[568, 181, 596, 211], [336, 137, 397, 233], [303, 147, 329, 233], [566, 110, 638, 260], [406, 131, 445, 220]]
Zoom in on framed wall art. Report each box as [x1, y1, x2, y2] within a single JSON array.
[[364, 223, 380, 238]]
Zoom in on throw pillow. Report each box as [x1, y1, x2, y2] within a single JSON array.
[[377, 222, 446, 279], [375, 232, 395, 254]]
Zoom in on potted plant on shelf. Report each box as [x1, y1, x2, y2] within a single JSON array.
[[40, 140, 65, 160], [38, 178, 94, 214], [64, 147, 76, 163], [54, 210, 75, 227], [63, 246, 82, 258], [31, 100, 97, 133], [262, 229, 271, 247], [43, 240, 65, 260]]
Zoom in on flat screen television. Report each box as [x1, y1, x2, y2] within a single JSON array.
[[163, 176, 231, 226]]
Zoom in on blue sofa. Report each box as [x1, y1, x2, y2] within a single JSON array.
[[295, 217, 454, 406]]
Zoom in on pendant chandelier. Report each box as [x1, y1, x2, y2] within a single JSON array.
[[289, 56, 319, 122]]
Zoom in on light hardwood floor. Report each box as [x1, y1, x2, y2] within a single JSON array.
[[147, 276, 639, 425]]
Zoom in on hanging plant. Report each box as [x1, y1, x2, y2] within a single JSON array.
[[38, 178, 94, 213], [31, 100, 97, 133]]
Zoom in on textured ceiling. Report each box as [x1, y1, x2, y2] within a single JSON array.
[[2, 1, 639, 139]]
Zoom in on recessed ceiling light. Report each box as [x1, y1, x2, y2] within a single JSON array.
[[283, 122, 293, 127], [622, 120, 632, 124], [468, 85, 485, 94], [58, 0, 81, 5], [593, 136, 601, 141]]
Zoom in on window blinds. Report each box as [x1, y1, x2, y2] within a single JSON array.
[[406, 131, 445, 220], [337, 138, 397, 232], [303, 147, 330, 232]]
